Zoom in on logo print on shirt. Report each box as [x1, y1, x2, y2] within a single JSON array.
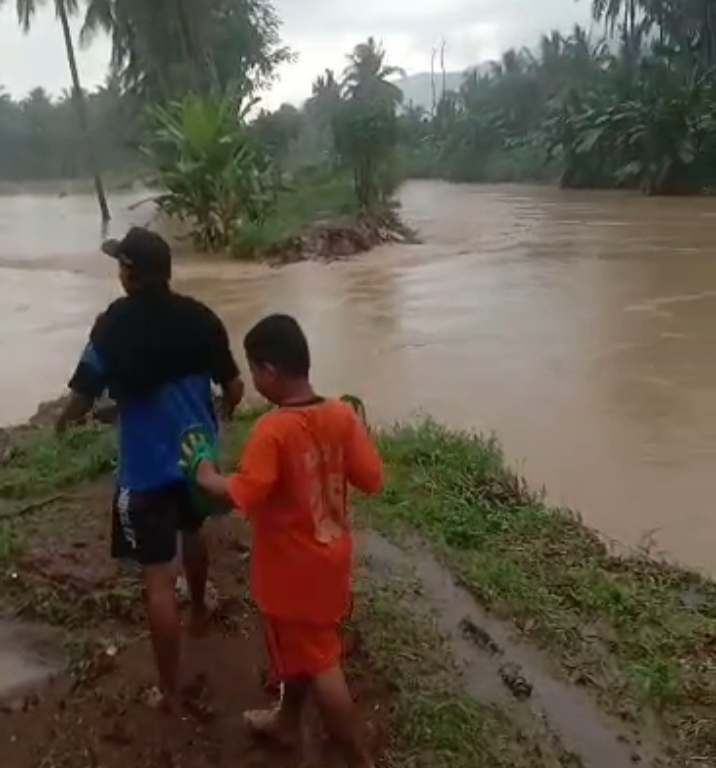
[[304, 446, 346, 544], [116, 487, 137, 550]]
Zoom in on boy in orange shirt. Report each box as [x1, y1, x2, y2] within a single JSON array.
[[182, 313, 384, 768]]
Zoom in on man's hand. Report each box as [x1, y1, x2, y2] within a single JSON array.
[[55, 392, 94, 435], [218, 377, 244, 422]]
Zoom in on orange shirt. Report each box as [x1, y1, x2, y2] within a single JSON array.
[[227, 398, 384, 625]]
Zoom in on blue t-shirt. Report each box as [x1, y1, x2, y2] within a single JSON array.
[[69, 289, 238, 492]]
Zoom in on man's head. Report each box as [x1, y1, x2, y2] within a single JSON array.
[[102, 227, 172, 295], [243, 314, 311, 404]]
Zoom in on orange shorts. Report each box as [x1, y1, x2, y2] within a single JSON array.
[[264, 616, 342, 681]]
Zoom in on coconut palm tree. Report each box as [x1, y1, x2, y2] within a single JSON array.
[[342, 37, 405, 105], [307, 69, 341, 127], [1, 0, 110, 222], [81, 0, 291, 103]]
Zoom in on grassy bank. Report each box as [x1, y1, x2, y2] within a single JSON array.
[[1, 411, 714, 764], [354, 576, 576, 768], [359, 420, 716, 764], [232, 172, 356, 255]]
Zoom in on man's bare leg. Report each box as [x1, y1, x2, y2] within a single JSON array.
[[312, 666, 374, 768], [181, 529, 212, 635], [244, 679, 310, 747], [143, 562, 182, 712]]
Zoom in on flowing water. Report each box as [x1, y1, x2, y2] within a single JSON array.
[[2, 181, 716, 573]]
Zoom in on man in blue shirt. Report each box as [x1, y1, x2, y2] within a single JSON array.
[[56, 227, 243, 712]]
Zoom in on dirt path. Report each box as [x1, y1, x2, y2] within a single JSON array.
[[0, 483, 389, 768]]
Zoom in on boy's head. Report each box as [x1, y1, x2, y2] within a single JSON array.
[[243, 314, 310, 404]]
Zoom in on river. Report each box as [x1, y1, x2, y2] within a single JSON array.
[[1, 180, 715, 574]]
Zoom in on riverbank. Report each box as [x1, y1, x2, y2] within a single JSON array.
[[0, 403, 713, 767]]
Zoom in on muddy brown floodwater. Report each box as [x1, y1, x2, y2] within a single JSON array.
[[2, 181, 716, 574]]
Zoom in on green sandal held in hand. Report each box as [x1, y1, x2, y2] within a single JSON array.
[[180, 426, 232, 519]]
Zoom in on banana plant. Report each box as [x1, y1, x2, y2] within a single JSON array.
[[142, 91, 277, 250]]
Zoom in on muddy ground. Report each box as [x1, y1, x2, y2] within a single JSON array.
[[0, 478, 391, 768]]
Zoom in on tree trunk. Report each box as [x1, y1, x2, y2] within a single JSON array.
[[57, 0, 110, 225]]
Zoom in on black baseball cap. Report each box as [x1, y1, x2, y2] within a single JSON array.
[[101, 227, 172, 283]]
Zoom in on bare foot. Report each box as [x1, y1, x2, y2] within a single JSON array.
[[143, 686, 182, 717], [243, 708, 298, 748]]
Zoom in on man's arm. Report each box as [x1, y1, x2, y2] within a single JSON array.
[[209, 313, 243, 421], [56, 328, 109, 435]]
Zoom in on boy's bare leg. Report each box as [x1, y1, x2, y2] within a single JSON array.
[[244, 679, 310, 746], [181, 529, 212, 635], [312, 666, 374, 768], [143, 562, 182, 712]]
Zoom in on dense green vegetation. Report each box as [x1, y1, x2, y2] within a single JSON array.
[[399, 1, 716, 193], [0, 81, 137, 183], [0, 0, 287, 189], [138, 37, 405, 252], [1, 1, 403, 252], [7, 0, 716, 203]]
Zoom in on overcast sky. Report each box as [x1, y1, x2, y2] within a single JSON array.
[[0, 0, 594, 107]]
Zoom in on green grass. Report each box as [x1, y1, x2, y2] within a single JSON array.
[[232, 173, 358, 257], [0, 426, 116, 501], [357, 419, 716, 763]]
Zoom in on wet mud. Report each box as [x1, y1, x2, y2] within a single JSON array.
[[365, 532, 661, 768], [0, 495, 390, 768]]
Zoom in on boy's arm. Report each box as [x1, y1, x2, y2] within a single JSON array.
[[193, 463, 233, 503], [189, 422, 280, 513], [345, 411, 384, 495]]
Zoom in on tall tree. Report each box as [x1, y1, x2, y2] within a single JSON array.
[[334, 39, 403, 210], [342, 37, 405, 105], [81, 0, 291, 104], [1, 0, 110, 222]]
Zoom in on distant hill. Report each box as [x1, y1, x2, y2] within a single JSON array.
[[394, 72, 464, 111]]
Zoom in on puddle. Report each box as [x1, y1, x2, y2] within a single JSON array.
[[366, 533, 658, 768], [0, 620, 64, 702]]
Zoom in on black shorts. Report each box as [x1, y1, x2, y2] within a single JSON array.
[[111, 482, 204, 566]]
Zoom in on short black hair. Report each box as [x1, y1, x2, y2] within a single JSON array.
[[243, 314, 310, 377]]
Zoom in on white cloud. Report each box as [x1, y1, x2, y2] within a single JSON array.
[[0, 0, 593, 106]]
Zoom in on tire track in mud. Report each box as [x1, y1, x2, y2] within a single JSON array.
[[365, 532, 662, 768]]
